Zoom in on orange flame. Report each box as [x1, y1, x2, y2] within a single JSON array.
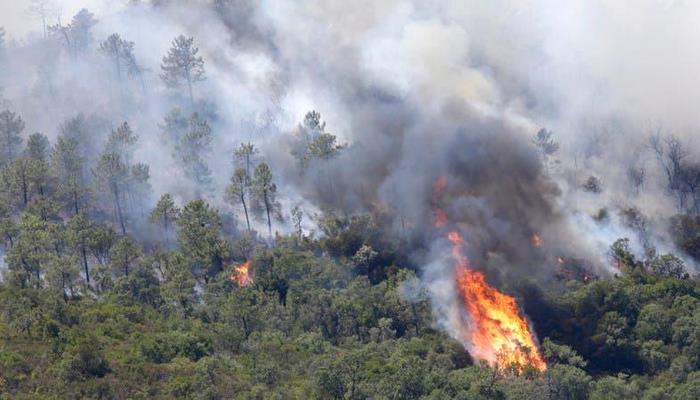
[[434, 177, 546, 372], [230, 261, 253, 287], [448, 231, 547, 372]]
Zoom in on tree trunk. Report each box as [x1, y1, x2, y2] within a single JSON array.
[[72, 183, 80, 215], [186, 70, 194, 106], [241, 193, 251, 231], [264, 191, 272, 238], [22, 175, 29, 206], [113, 184, 127, 235], [82, 246, 90, 285]]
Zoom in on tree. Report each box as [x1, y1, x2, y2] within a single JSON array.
[[177, 199, 226, 282], [128, 162, 151, 216], [25, 133, 52, 196], [252, 162, 278, 238], [533, 128, 559, 170], [25, 132, 50, 162], [88, 225, 115, 266], [150, 194, 181, 246], [226, 168, 251, 231], [45, 255, 80, 301], [291, 111, 343, 168], [291, 206, 303, 242], [99, 34, 136, 82], [160, 107, 189, 144], [0, 198, 17, 249], [308, 133, 343, 161], [582, 175, 602, 193], [27, 0, 57, 38], [650, 134, 687, 211], [52, 136, 88, 214], [2, 158, 34, 207], [175, 112, 213, 190], [49, 9, 97, 57], [106, 122, 137, 163], [611, 238, 636, 269], [680, 162, 700, 214], [647, 254, 687, 279], [67, 213, 94, 285], [0, 110, 25, 166], [68, 9, 97, 54], [5, 214, 55, 288], [94, 152, 129, 235], [160, 35, 205, 104], [234, 142, 258, 178], [25, 195, 61, 222], [110, 237, 140, 276]]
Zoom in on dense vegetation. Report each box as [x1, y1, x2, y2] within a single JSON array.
[[2, 172, 700, 399]]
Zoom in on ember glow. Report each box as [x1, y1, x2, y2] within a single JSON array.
[[447, 231, 547, 371], [230, 261, 253, 287], [531, 234, 544, 248]]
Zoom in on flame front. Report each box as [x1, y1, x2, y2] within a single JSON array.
[[434, 177, 545, 372], [230, 261, 253, 287], [447, 230, 546, 372]]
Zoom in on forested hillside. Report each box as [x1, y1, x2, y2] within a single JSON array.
[[3, 1, 700, 399]]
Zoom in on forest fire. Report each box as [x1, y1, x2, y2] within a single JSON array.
[[447, 231, 547, 372], [434, 177, 546, 372], [230, 261, 253, 287]]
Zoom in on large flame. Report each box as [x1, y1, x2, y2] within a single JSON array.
[[434, 177, 546, 372], [447, 231, 547, 372], [230, 261, 253, 287]]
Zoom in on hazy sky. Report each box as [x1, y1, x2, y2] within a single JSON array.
[[0, 0, 113, 40]]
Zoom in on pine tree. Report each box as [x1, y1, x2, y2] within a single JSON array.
[[149, 193, 181, 246], [160, 35, 205, 104], [67, 213, 93, 285], [174, 112, 213, 190], [94, 152, 129, 235], [99, 34, 136, 82], [0, 110, 25, 167], [176, 199, 226, 282], [226, 168, 251, 231], [252, 162, 279, 238]]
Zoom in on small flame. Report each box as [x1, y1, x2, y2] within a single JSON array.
[[230, 261, 253, 287], [531, 234, 543, 248]]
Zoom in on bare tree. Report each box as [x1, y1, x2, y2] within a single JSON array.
[[47, 8, 97, 57], [28, 0, 57, 39], [628, 166, 645, 196], [680, 162, 700, 214], [650, 133, 687, 211]]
